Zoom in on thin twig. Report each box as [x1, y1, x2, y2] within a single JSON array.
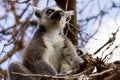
[[8, 0, 30, 4], [46, 0, 49, 8], [12, 71, 86, 79], [65, 0, 69, 11], [88, 68, 114, 77], [0, 41, 22, 64]]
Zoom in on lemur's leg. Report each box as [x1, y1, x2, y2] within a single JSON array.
[[63, 39, 84, 69], [9, 61, 58, 80], [32, 60, 58, 80], [8, 62, 36, 80]]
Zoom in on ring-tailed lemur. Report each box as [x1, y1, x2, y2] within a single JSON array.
[[8, 6, 84, 80]]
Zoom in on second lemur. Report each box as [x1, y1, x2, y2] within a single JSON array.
[[8, 6, 84, 80]]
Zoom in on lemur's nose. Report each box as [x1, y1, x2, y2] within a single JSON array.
[[55, 11, 64, 16], [49, 11, 61, 20], [54, 11, 59, 14]]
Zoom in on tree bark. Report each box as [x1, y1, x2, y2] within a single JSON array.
[[55, 0, 78, 45]]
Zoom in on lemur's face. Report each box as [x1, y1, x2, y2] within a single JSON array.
[[34, 6, 73, 30]]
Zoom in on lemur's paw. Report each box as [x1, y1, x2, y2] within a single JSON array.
[[78, 62, 85, 68]]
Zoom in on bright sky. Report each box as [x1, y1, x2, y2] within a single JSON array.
[[85, 19, 120, 62], [0, 0, 120, 70]]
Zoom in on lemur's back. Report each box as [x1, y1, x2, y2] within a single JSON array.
[[23, 27, 47, 73]]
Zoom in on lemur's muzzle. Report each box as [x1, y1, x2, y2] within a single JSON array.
[[49, 11, 61, 21]]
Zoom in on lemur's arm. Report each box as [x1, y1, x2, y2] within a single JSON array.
[[62, 39, 84, 69]]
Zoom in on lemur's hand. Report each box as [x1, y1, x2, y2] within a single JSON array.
[[79, 62, 85, 68]]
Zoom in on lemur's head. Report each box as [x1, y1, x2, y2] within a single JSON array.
[[34, 6, 73, 31]]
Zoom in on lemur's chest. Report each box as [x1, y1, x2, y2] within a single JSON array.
[[43, 33, 64, 54], [43, 33, 64, 70]]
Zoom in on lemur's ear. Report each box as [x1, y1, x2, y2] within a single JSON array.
[[33, 7, 42, 18], [65, 10, 74, 22]]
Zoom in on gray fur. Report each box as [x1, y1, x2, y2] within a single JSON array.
[[8, 6, 84, 80]]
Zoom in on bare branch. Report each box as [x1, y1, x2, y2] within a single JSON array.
[[0, 40, 23, 64], [89, 68, 114, 77], [8, 0, 30, 4]]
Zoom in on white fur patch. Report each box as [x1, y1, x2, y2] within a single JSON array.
[[43, 31, 64, 70]]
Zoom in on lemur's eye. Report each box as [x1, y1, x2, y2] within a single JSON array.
[[46, 9, 54, 14]]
